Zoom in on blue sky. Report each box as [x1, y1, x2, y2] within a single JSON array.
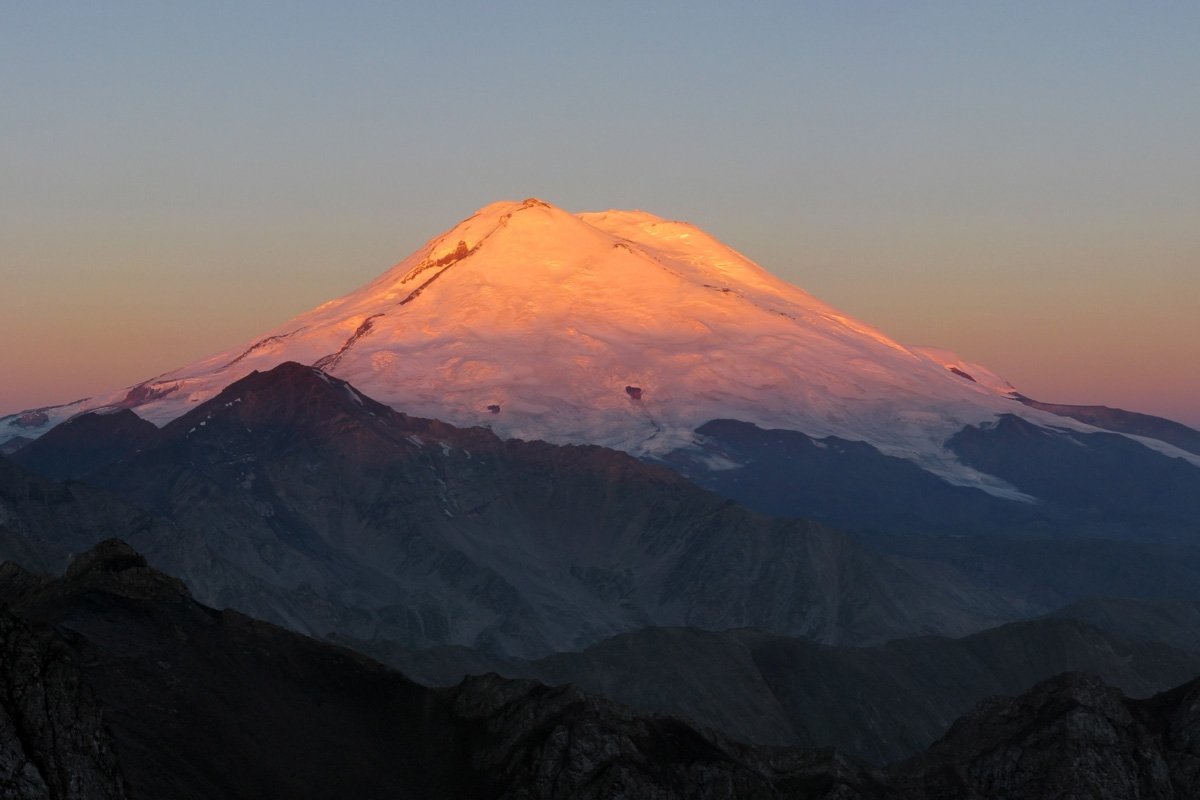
[[2, 2, 1198, 424]]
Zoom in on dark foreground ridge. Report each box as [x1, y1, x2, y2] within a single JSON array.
[[4, 541, 1200, 799], [0, 541, 847, 799], [369, 618, 1200, 765]]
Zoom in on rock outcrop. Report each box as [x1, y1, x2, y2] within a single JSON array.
[[0, 607, 127, 799]]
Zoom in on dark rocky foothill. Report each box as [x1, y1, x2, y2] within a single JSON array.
[[0, 542, 863, 799], [0, 606, 127, 799], [889, 671, 1200, 799], [4, 542, 1200, 799], [371, 618, 1200, 765]]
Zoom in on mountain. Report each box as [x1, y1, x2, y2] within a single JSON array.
[[16, 361, 1200, 666], [0, 603, 127, 798], [888, 671, 1200, 799], [666, 411, 1200, 542], [5, 199, 1197, 794], [855, 529, 1200, 611], [13, 409, 158, 481], [665, 418, 1043, 537], [5, 541, 1200, 799], [1013, 394, 1200, 456], [9, 198, 1196, 504], [6, 198, 1199, 555], [0, 540, 841, 800], [1048, 597, 1200, 654], [946, 414, 1200, 539], [364, 618, 1200, 765], [23, 361, 1015, 659], [0, 453, 178, 575], [12, 369, 1200, 769]]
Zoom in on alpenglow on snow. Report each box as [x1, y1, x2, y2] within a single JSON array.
[[5, 198, 1197, 495]]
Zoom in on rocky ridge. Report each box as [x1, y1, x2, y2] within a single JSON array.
[[4, 542, 1200, 799]]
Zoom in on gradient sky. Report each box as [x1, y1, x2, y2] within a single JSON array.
[[2, 2, 1198, 427]]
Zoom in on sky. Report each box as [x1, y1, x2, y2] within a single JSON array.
[[2, 2, 1198, 427]]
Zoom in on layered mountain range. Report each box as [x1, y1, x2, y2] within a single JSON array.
[[3, 199, 1199, 794], [5, 360, 1200, 774], [5, 201, 1197, 631], [5, 540, 1200, 799], [4, 362, 1021, 658]]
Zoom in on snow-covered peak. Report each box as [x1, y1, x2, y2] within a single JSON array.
[[8, 198, 1193, 492]]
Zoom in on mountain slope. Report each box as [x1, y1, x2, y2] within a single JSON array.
[[669, 415, 1200, 544], [0, 604, 128, 799], [1048, 597, 1200, 654], [856, 529, 1200, 613], [6, 542, 1200, 799], [666, 418, 1043, 537], [52, 362, 1018, 659], [12, 409, 158, 481], [889, 671, 1200, 799], [371, 618, 1200, 765], [4, 540, 842, 800], [0, 454, 170, 574], [1014, 395, 1200, 456], [920, 345, 1200, 457], [947, 414, 1200, 539]]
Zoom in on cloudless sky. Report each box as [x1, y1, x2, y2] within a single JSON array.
[[2, 2, 1198, 426]]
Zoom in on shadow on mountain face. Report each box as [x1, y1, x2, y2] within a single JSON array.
[[4, 363, 1022, 660], [672, 416, 1200, 542]]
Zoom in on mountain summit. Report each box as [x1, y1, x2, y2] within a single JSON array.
[[5, 199, 1195, 493]]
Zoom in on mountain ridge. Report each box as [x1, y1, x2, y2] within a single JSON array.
[[363, 616, 1200, 765], [4, 361, 1024, 660], [6, 540, 1200, 799]]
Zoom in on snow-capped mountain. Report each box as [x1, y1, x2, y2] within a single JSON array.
[[4, 198, 1195, 495]]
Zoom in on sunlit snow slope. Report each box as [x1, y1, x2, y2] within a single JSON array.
[[8, 198, 1190, 493]]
